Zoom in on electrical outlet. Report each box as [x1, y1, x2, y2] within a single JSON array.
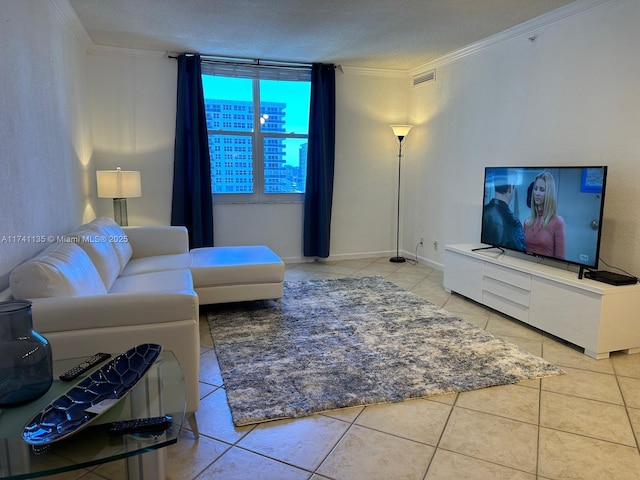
[[433, 240, 438, 250]]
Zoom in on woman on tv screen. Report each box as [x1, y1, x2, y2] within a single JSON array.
[[523, 171, 566, 259]]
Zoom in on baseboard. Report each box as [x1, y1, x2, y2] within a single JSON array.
[[280, 251, 444, 271], [281, 250, 391, 264]]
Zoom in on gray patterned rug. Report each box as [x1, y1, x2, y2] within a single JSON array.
[[207, 276, 563, 426]]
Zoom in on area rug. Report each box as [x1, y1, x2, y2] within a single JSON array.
[[208, 276, 563, 426]]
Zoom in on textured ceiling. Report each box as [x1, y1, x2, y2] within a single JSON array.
[[68, 0, 576, 70]]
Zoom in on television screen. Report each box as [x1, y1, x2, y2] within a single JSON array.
[[480, 166, 607, 269]]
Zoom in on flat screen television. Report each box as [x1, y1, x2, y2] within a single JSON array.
[[479, 166, 607, 271]]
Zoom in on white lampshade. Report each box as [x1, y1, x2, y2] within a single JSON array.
[[390, 125, 413, 138], [96, 167, 142, 198]]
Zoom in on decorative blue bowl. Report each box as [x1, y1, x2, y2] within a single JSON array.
[[22, 343, 162, 446]]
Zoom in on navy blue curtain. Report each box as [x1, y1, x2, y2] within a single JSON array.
[[303, 64, 336, 258], [171, 54, 214, 249]]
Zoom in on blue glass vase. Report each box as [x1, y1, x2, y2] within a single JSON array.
[[0, 300, 53, 407]]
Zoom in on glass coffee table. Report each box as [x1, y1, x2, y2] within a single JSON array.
[[0, 350, 185, 480]]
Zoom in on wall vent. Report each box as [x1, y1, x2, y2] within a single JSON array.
[[413, 69, 436, 86]]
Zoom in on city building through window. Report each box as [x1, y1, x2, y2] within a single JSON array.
[[201, 64, 311, 203]]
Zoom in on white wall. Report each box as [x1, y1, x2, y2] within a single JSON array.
[[215, 71, 410, 262], [87, 49, 177, 227], [315, 69, 410, 261], [86, 54, 410, 262], [405, 0, 640, 275], [0, 0, 92, 291], [5, 0, 636, 288]]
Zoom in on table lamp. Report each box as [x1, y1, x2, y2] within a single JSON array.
[[96, 167, 141, 226]]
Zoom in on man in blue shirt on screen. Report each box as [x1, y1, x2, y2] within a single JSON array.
[[482, 169, 526, 251]]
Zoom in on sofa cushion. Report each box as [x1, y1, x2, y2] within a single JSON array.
[[189, 246, 285, 287], [9, 242, 107, 299], [108, 268, 194, 295], [86, 217, 133, 270], [123, 226, 189, 259], [119, 253, 192, 277], [70, 226, 121, 289]]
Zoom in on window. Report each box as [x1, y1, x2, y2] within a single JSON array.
[[201, 62, 311, 203]]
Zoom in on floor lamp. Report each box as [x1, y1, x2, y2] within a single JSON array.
[[389, 125, 413, 263], [96, 167, 142, 226]]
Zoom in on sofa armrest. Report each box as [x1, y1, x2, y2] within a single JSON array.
[[123, 226, 189, 259], [30, 290, 198, 334]]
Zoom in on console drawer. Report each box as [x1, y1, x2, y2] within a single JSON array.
[[484, 263, 531, 291], [483, 276, 531, 307], [483, 290, 530, 322]]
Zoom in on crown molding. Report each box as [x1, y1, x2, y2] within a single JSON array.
[[409, 0, 615, 77], [332, 0, 615, 79], [51, 0, 615, 79], [49, 0, 166, 59], [49, 0, 92, 48], [87, 44, 167, 59], [339, 65, 409, 78]]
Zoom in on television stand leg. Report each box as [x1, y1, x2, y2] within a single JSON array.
[[579, 266, 585, 279], [584, 349, 610, 360], [622, 347, 640, 355]]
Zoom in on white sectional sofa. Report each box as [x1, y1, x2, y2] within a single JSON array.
[[3, 216, 286, 435]]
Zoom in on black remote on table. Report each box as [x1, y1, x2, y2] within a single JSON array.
[[59, 352, 112, 381], [108, 415, 173, 435]]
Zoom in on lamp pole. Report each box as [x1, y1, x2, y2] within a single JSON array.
[[389, 125, 413, 263]]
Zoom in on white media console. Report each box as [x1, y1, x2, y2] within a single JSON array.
[[443, 244, 640, 359]]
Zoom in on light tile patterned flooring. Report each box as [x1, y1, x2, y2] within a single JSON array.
[[58, 258, 640, 479]]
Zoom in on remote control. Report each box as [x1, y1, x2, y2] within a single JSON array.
[[108, 415, 173, 435], [59, 353, 112, 381]]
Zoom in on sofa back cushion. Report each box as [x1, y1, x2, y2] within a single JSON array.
[[9, 242, 107, 298], [86, 217, 133, 270], [71, 226, 122, 289]]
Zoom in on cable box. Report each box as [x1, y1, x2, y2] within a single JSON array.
[[584, 270, 638, 286]]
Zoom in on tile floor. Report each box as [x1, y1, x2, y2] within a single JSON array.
[[56, 257, 640, 479]]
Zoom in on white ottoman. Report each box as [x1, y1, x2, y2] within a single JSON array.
[[190, 245, 285, 305]]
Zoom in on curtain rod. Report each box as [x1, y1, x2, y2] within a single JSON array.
[[167, 53, 342, 72], [167, 52, 312, 70]]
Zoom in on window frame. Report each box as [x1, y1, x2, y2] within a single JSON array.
[[202, 62, 311, 205]]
